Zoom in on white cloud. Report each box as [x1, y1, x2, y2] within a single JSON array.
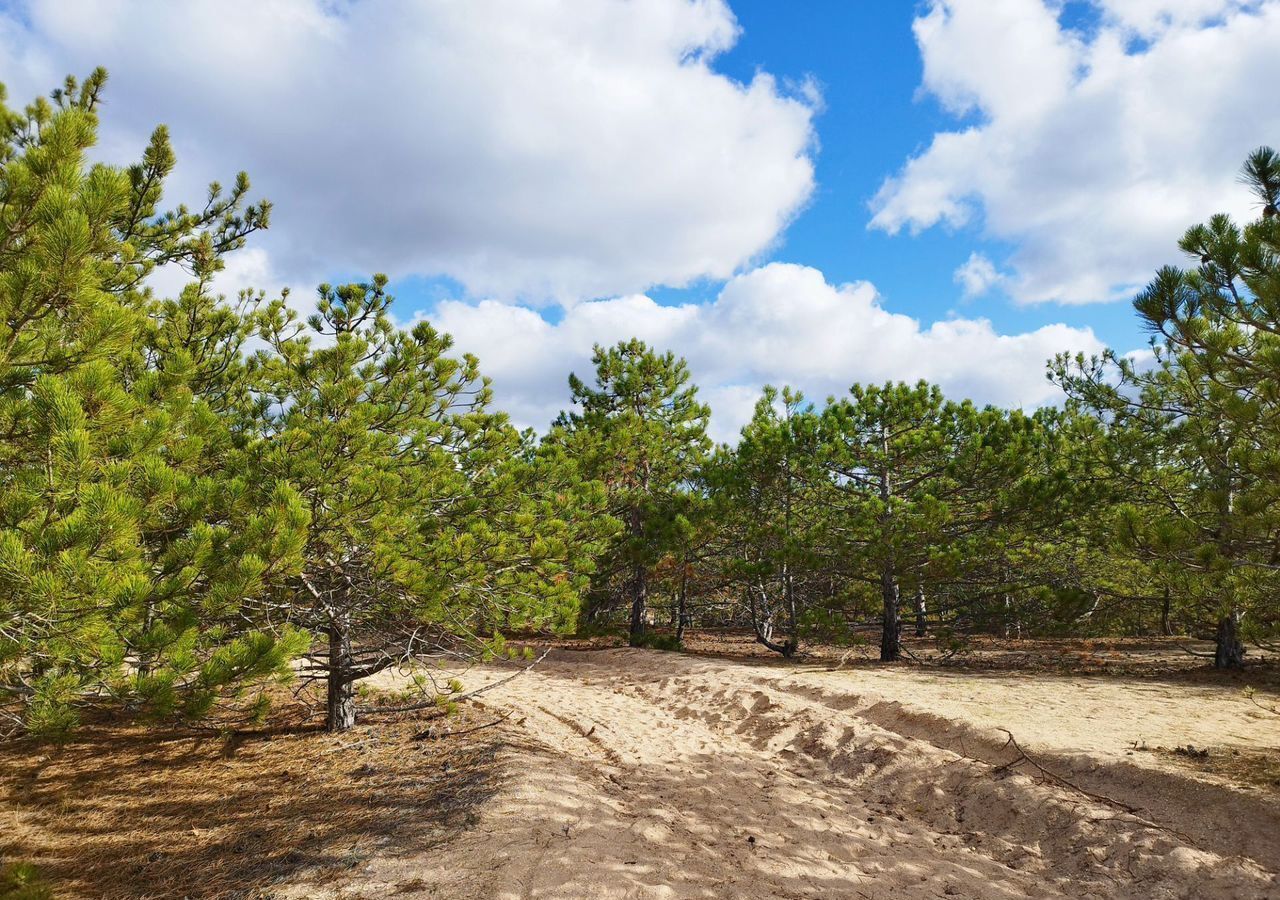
[[953, 252, 1004, 298], [430, 262, 1104, 441], [147, 248, 287, 305], [1094, 0, 1254, 36], [871, 0, 1280, 305], [0, 0, 817, 304]]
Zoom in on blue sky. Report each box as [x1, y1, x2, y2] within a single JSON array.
[[2, 0, 1276, 437], [388, 2, 1144, 346], [711, 0, 1139, 348]]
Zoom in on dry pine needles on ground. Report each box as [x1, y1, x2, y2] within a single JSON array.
[[0, 699, 504, 900]]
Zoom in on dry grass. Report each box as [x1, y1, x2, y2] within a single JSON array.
[[0, 700, 504, 899]]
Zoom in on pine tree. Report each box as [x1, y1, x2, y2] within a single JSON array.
[[253, 278, 607, 730], [0, 70, 298, 737], [706, 386, 822, 656], [1052, 149, 1280, 666], [812, 383, 1056, 660], [552, 340, 710, 645]]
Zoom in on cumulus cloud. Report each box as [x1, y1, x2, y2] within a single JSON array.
[[1094, 0, 1257, 35], [0, 0, 817, 303], [871, 0, 1280, 305], [953, 252, 1004, 298], [429, 262, 1104, 441]]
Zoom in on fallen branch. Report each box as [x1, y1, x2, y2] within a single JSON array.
[[993, 728, 1140, 814], [991, 729, 1207, 846], [414, 710, 512, 741], [1244, 687, 1279, 716], [360, 646, 552, 716], [1178, 644, 1216, 659]]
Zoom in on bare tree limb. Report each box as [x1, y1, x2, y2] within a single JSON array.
[[359, 646, 552, 716]]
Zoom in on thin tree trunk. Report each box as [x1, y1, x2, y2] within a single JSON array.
[[627, 501, 647, 646], [782, 561, 798, 656], [326, 612, 356, 732], [782, 438, 798, 657], [1160, 586, 1173, 637], [1003, 593, 1021, 640], [914, 584, 927, 637], [880, 561, 901, 662], [675, 565, 689, 646], [1213, 611, 1245, 669], [749, 583, 792, 656], [628, 563, 648, 645]]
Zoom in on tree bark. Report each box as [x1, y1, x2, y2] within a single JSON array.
[[326, 613, 356, 732], [1003, 594, 1022, 640], [749, 583, 793, 657], [880, 562, 901, 662], [675, 565, 689, 645], [914, 584, 927, 638], [1213, 612, 1245, 669], [628, 563, 648, 645], [1160, 586, 1174, 637]]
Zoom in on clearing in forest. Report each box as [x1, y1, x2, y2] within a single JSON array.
[[5, 639, 1276, 899], [295, 642, 1279, 899]]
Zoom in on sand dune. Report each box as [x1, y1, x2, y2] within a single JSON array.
[[295, 649, 1279, 899]]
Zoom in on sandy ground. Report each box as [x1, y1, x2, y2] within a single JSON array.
[[281, 648, 1280, 899]]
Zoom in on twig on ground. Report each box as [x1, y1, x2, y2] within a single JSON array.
[[359, 647, 553, 716], [993, 728, 1140, 814], [1243, 687, 1279, 715], [990, 727, 1202, 847], [414, 711, 512, 741]]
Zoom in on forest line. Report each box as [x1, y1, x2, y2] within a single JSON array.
[[2, 69, 1278, 739]]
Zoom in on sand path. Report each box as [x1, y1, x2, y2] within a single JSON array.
[[302, 649, 1279, 899]]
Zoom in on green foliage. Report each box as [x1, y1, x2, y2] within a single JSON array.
[[0, 71, 299, 737], [552, 339, 708, 644], [0, 861, 53, 900], [1052, 146, 1280, 664], [253, 276, 613, 730], [5, 64, 1274, 748], [632, 631, 683, 652], [704, 386, 822, 653]]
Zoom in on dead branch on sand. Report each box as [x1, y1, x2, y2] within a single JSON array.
[[993, 728, 1140, 813], [360, 647, 553, 717], [415, 711, 513, 741]]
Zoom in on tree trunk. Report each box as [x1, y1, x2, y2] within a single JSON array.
[[1003, 594, 1022, 640], [628, 563, 648, 645], [880, 562, 901, 662], [914, 584, 927, 638], [782, 560, 799, 654], [675, 566, 689, 645], [749, 583, 793, 657], [1213, 612, 1245, 669], [1160, 586, 1173, 637], [876, 441, 899, 663], [326, 615, 356, 732]]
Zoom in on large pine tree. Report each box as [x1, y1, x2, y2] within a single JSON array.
[[1053, 148, 1280, 667], [552, 340, 709, 645], [0, 71, 303, 737], [253, 277, 609, 730]]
